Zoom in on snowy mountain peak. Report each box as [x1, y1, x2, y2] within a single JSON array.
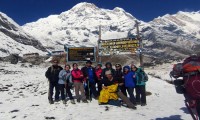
[[0, 12, 20, 31], [113, 7, 125, 13], [71, 2, 98, 12]]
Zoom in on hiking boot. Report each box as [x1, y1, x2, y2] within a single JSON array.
[[54, 99, 59, 102], [77, 99, 80, 103], [82, 99, 88, 103], [94, 96, 99, 100], [71, 100, 76, 104], [49, 100, 54, 104], [129, 106, 137, 110], [62, 100, 66, 104], [136, 101, 141, 105], [141, 103, 147, 106]]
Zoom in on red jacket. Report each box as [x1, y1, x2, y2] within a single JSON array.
[[71, 69, 84, 83], [95, 68, 102, 80]]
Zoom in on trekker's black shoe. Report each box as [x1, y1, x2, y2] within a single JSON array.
[[77, 99, 80, 103], [54, 99, 59, 102], [141, 103, 147, 106], [82, 100, 88, 103], [131, 106, 137, 110], [49, 100, 54, 104]]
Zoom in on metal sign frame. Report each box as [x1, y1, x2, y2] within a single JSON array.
[[65, 47, 96, 62]]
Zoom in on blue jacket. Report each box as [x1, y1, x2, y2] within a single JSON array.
[[123, 66, 136, 88]]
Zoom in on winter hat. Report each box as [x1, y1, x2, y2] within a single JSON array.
[[123, 66, 130, 71], [86, 60, 92, 64], [105, 62, 112, 67], [105, 70, 112, 75], [97, 63, 102, 67]]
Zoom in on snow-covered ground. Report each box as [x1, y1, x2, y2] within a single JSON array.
[[0, 62, 191, 120]]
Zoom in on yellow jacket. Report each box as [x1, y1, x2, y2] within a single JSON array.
[[98, 84, 118, 103]]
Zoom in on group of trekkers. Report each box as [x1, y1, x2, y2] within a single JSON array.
[[45, 59, 148, 109]]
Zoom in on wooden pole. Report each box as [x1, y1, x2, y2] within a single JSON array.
[[98, 25, 102, 63], [135, 20, 143, 69]]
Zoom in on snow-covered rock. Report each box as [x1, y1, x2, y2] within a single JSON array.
[[0, 12, 46, 57]]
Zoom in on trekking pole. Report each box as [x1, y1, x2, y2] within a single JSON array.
[[64, 83, 67, 106], [88, 80, 91, 102]]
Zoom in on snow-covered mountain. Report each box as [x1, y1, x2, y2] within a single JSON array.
[[0, 12, 46, 57], [141, 11, 200, 58], [22, 2, 144, 50], [21, 2, 200, 59]]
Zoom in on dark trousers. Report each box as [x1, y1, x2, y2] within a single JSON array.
[[48, 82, 59, 101], [85, 81, 98, 99], [97, 80, 102, 95], [58, 84, 65, 100], [127, 87, 136, 104], [65, 84, 74, 100], [136, 85, 146, 104], [119, 85, 127, 97]]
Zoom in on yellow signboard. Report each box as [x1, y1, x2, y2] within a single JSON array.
[[99, 38, 139, 55]]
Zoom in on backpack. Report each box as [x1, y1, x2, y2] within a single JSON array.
[[142, 71, 148, 82], [170, 63, 183, 78], [183, 73, 200, 100], [182, 56, 200, 73], [171, 55, 200, 100]]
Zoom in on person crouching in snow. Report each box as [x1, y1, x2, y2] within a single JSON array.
[[123, 66, 137, 105], [71, 63, 88, 103], [99, 70, 137, 109], [58, 64, 75, 104], [98, 70, 120, 106], [131, 65, 147, 106]]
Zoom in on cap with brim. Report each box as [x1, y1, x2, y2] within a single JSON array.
[[105, 70, 112, 75]]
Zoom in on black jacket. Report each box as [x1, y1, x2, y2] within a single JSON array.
[[114, 69, 124, 84], [45, 65, 63, 83], [101, 77, 118, 86]]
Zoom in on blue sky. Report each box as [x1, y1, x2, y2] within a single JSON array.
[[0, 0, 200, 25]]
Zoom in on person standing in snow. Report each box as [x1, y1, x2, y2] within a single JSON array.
[[71, 63, 88, 103], [131, 65, 147, 106], [58, 64, 75, 104], [123, 65, 137, 105], [101, 62, 115, 80], [95, 63, 103, 96], [45, 59, 63, 104], [114, 63, 127, 96], [81, 60, 98, 100]]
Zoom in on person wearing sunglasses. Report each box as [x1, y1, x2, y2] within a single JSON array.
[[114, 64, 127, 97]]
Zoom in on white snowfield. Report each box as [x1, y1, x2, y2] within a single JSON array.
[[0, 62, 191, 120]]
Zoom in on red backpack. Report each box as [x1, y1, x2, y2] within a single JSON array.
[[183, 56, 200, 73], [182, 56, 200, 100]]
